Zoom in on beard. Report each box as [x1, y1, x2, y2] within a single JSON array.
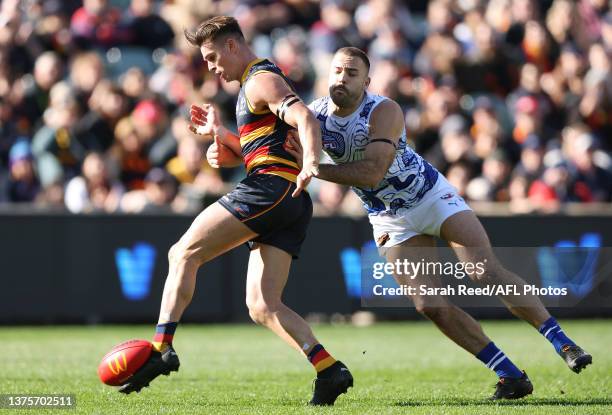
[[329, 85, 357, 108]]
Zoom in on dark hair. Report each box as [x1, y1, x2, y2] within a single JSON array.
[[184, 16, 244, 47], [336, 47, 370, 72]]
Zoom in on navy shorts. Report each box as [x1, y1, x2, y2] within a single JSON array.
[[218, 174, 313, 259]]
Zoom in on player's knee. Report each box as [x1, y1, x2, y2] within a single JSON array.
[[415, 304, 440, 320], [246, 299, 280, 325], [468, 261, 501, 284], [168, 242, 206, 268], [470, 271, 493, 284], [168, 243, 180, 264], [414, 298, 449, 321]]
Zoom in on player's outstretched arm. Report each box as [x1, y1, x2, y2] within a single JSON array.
[[245, 73, 322, 197], [288, 99, 403, 188], [189, 103, 243, 168]]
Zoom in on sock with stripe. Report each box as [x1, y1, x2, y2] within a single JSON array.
[[476, 342, 523, 379], [152, 322, 178, 352], [538, 317, 576, 354], [307, 344, 337, 378]]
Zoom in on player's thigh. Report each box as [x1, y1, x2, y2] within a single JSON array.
[[245, 243, 292, 307], [440, 210, 502, 276], [439, 210, 492, 247], [386, 235, 448, 308], [386, 234, 438, 262], [174, 201, 257, 264]]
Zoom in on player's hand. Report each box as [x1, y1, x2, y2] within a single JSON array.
[[293, 162, 318, 198], [189, 103, 221, 140], [206, 134, 236, 168], [284, 130, 303, 168]]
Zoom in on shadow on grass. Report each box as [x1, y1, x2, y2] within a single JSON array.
[[395, 398, 612, 407]]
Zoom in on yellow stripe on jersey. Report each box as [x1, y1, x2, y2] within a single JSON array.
[[264, 170, 298, 183], [246, 155, 300, 172], [240, 58, 266, 85], [240, 125, 276, 146]]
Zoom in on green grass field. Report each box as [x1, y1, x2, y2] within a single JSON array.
[[1, 320, 611, 414]]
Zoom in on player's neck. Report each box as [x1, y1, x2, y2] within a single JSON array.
[[242, 50, 258, 67], [330, 93, 365, 118], [237, 50, 259, 83]]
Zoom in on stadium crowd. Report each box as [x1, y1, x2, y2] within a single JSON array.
[[0, 0, 610, 215]]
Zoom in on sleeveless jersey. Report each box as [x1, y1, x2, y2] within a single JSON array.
[[309, 93, 439, 216], [236, 58, 300, 183]]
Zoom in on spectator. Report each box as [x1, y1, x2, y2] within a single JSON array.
[[131, 99, 171, 166], [506, 0, 539, 46], [546, 0, 587, 48], [446, 160, 474, 198], [469, 149, 513, 201], [120, 67, 149, 110], [471, 96, 517, 162], [454, 21, 517, 95], [69, 51, 105, 107], [511, 95, 543, 145], [120, 167, 178, 213], [579, 43, 612, 133], [109, 116, 151, 191], [577, 0, 610, 44], [413, 31, 462, 77], [310, 0, 362, 95], [124, 0, 174, 49], [272, 27, 315, 100], [369, 59, 402, 100], [512, 134, 545, 186], [73, 81, 129, 152], [64, 151, 124, 213], [428, 114, 475, 173], [0, 0, 610, 215], [0, 139, 40, 202], [70, 0, 129, 49], [521, 20, 557, 73], [539, 45, 586, 124], [568, 133, 612, 201], [528, 159, 571, 211], [131, 99, 167, 146], [413, 89, 453, 155], [19, 51, 64, 129], [232, 0, 292, 40], [31, 81, 85, 182], [166, 133, 225, 212], [356, 0, 420, 44]]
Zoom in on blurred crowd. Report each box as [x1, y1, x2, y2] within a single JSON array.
[[0, 0, 610, 215]]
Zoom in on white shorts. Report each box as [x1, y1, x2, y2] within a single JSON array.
[[369, 176, 472, 252]]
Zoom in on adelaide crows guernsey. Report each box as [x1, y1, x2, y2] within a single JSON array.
[[236, 58, 300, 183]]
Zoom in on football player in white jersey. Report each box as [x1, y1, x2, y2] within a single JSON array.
[[284, 47, 592, 400]]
